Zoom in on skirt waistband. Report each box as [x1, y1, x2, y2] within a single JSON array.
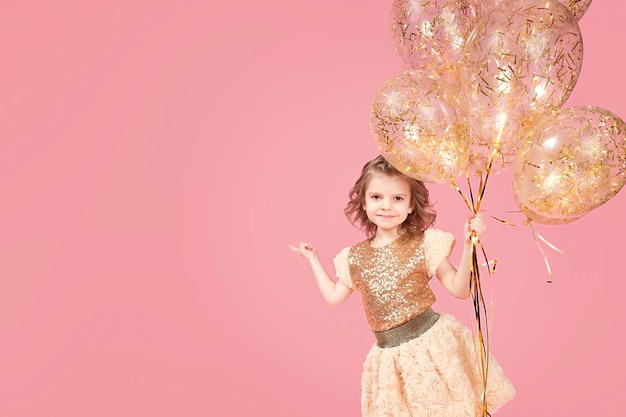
[[373, 308, 440, 348]]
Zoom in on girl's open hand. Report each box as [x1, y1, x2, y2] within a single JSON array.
[[289, 242, 318, 261], [463, 213, 486, 244]]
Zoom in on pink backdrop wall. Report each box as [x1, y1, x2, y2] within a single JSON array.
[[1, 1, 624, 416]]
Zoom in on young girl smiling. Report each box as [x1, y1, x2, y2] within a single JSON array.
[[291, 155, 515, 416]]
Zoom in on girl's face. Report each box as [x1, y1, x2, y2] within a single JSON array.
[[363, 173, 412, 236]]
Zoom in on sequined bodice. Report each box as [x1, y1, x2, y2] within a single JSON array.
[[348, 231, 436, 332]]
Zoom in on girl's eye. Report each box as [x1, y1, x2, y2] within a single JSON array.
[[394, 196, 404, 201], [371, 195, 381, 200]]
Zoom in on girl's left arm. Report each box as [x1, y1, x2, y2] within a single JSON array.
[[435, 243, 473, 299], [435, 214, 486, 299]]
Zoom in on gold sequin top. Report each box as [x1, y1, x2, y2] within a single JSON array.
[[333, 228, 455, 332]]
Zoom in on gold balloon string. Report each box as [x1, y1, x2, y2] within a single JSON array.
[[525, 219, 565, 284], [450, 168, 497, 416], [488, 208, 525, 227], [475, 148, 498, 213], [482, 215, 512, 274], [482, 258, 497, 275], [489, 215, 517, 227], [450, 164, 490, 213], [476, 236, 496, 417], [450, 180, 474, 212], [453, 148, 501, 417], [476, 233, 498, 275], [469, 232, 492, 417], [465, 168, 477, 210], [479, 211, 562, 285]]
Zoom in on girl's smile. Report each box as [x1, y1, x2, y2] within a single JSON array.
[[363, 173, 413, 238]]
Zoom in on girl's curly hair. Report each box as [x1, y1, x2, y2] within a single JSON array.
[[344, 155, 436, 237]]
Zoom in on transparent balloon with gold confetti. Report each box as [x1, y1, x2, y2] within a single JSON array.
[[513, 105, 626, 225], [463, 0, 584, 175], [370, 69, 470, 183], [389, 0, 479, 72]]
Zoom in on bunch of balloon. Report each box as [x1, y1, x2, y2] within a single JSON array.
[[463, 0, 585, 176], [372, 0, 593, 187], [367, 1, 626, 415]]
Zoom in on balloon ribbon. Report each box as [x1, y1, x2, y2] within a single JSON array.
[[450, 151, 497, 417], [525, 219, 564, 283]]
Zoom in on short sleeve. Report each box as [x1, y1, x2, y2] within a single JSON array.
[[424, 228, 456, 276], [333, 246, 354, 289]]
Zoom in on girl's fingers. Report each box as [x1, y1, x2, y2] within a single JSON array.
[[288, 243, 307, 254], [288, 243, 316, 256], [468, 217, 486, 232]]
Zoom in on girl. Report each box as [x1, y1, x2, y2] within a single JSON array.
[[290, 155, 515, 416]]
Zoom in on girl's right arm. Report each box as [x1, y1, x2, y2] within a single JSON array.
[[290, 242, 353, 307]]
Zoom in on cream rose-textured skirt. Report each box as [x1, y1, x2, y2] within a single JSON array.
[[361, 313, 515, 417]]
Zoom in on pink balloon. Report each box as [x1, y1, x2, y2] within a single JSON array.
[[370, 70, 470, 184]]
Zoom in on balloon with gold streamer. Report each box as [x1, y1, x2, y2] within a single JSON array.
[[370, 69, 470, 183], [513, 105, 626, 224], [389, 0, 478, 72], [463, 0, 584, 175]]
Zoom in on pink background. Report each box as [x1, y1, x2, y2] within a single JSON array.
[[0, 1, 624, 415]]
